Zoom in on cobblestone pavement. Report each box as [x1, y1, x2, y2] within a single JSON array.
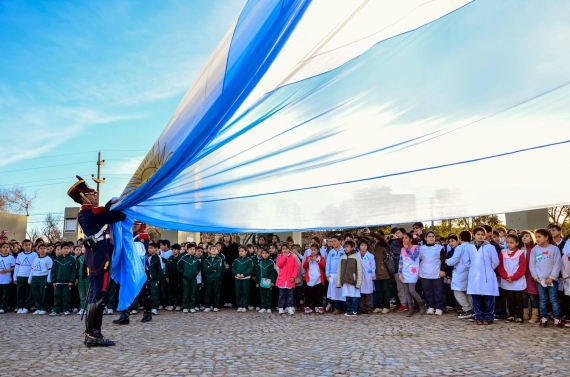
[[1, 308, 570, 377]]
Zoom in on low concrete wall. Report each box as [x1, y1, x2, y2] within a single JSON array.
[[0, 212, 28, 241]]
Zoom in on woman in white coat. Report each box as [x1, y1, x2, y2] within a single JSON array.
[[357, 240, 375, 313], [465, 227, 499, 325], [446, 230, 474, 318]]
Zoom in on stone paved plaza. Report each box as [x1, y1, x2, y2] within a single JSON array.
[[1, 309, 570, 377]]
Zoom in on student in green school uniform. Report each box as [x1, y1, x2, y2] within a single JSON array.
[[232, 246, 254, 312], [76, 245, 89, 316], [256, 249, 277, 313], [165, 244, 183, 311], [249, 245, 261, 310], [50, 242, 77, 316], [203, 245, 224, 312], [177, 244, 199, 313], [195, 246, 205, 310], [28, 244, 52, 315], [147, 242, 163, 315]]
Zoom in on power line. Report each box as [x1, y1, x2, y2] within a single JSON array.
[[2, 149, 148, 164], [1, 174, 132, 187], [0, 161, 92, 174], [0, 176, 71, 187]]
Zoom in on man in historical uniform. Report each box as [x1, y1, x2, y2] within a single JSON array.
[[67, 176, 126, 347]]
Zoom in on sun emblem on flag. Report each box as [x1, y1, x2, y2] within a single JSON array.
[[123, 142, 173, 195]]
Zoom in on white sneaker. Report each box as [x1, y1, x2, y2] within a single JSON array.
[[77, 309, 84, 315], [64, 311, 71, 316], [199, 306, 205, 310], [435, 309, 443, 316], [158, 305, 164, 310], [49, 312, 57, 316], [427, 307, 435, 315], [203, 308, 211, 312], [0, 309, 5, 314], [288, 307, 295, 315], [190, 309, 196, 313], [227, 303, 233, 308], [72, 308, 78, 313], [255, 307, 260, 311], [248, 306, 254, 310], [107, 309, 113, 315], [224, 303, 229, 307], [183, 309, 189, 313], [166, 306, 174, 311], [175, 306, 181, 311], [243, 307, 248, 312], [20, 308, 28, 314], [266, 309, 272, 314], [39, 310, 47, 315], [259, 309, 266, 313], [213, 308, 219, 312], [278, 308, 285, 315], [326, 303, 333, 312], [151, 309, 158, 315], [130, 310, 137, 314], [237, 308, 242, 312], [33, 310, 40, 315], [16, 309, 22, 314]]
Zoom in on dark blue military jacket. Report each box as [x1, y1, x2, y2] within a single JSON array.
[[77, 203, 126, 276]]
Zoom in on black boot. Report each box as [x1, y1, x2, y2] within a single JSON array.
[[141, 310, 152, 323], [84, 301, 116, 347], [112, 310, 130, 325]]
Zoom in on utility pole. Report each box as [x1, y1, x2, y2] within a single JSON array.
[[92, 151, 105, 206]]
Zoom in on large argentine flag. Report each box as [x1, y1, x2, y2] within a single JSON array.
[[114, 0, 570, 232]]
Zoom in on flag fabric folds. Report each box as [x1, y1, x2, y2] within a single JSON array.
[[111, 0, 570, 307]]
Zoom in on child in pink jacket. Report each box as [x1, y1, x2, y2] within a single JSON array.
[[276, 243, 299, 315]]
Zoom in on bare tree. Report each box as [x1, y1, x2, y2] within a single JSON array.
[[42, 213, 63, 243], [26, 228, 44, 244], [549, 206, 570, 226], [0, 186, 37, 216]]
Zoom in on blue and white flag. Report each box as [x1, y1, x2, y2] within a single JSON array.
[[114, 0, 570, 232]]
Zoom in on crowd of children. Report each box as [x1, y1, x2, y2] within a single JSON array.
[[1, 222, 570, 328]]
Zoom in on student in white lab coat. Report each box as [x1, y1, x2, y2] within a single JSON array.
[[446, 230, 474, 319], [466, 227, 499, 325], [357, 239, 375, 314], [419, 231, 446, 315]]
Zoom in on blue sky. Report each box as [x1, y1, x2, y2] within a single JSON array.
[[0, 0, 245, 230]]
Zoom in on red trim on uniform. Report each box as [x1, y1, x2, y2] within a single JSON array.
[[101, 272, 109, 291], [80, 204, 106, 214]]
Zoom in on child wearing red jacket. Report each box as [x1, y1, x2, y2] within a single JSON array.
[[498, 234, 527, 323], [302, 243, 326, 315], [276, 244, 299, 315]]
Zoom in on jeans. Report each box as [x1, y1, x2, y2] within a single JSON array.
[[494, 288, 508, 319], [278, 288, 295, 309], [536, 281, 560, 319], [346, 296, 359, 313], [472, 294, 495, 321], [334, 300, 345, 311]]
